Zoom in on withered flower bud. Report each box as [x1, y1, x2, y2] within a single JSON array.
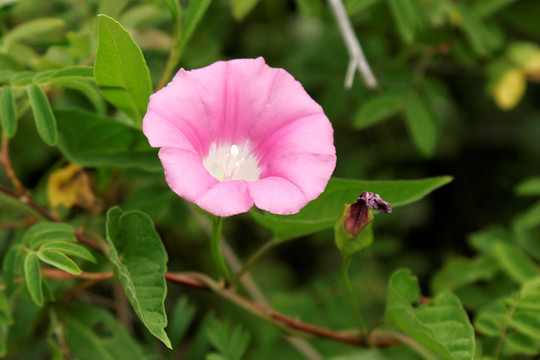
[[344, 192, 392, 237]]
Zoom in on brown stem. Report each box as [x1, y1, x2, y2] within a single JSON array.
[[1, 135, 24, 195]]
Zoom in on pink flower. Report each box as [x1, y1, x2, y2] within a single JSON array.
[[143, 58, 336, 217]]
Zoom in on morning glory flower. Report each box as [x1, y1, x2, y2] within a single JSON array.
[[143, 58, 336, 217]]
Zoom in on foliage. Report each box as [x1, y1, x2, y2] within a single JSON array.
[[1, 0, 540, 359]]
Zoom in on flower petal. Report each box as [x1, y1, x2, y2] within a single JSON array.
[[158, 147, 218, 202], [253, 113, 335, 166], [248, 177, 307, 215], [196, 181, 254, 217], [261, 153, 336, 201], [144, 70, 214, 154]]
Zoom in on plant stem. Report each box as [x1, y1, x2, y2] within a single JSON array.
[[210, 216, 231, 285], [341, 255, 366, 332], [231, 237, 280, 288], [1, 134, 24, 194]]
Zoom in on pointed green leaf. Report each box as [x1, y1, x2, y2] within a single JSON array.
[[252, 176, 452, 241], [454, 4, 491, 56], [37, 250, 82, 275], [180, 0, 212, 54], [23, 253, 43, 306], [3, 18, 64, 44], [105, 207, 171, 348], [353, 91, 407, 129], [230, 0, 261, 20], [475, 277, 540, 355], [40, 241, 95, 263], [386, 269, 475, 360], [55, 109, 160, 171], [431, 255, 499, 294], [206, 320, 250, 360], [95, 14, 152, 126], [386, 0, 422, 43], [169, 297, 196, 348], [0, 85, 17, 137], [515, 177, 540, 197], [2, 243, 24, 295], [492, 241, 539, 284], [49, 78, 106, 114], [27, 84, 57, 145], [403, 95, 439, 157], [23, 222, 76, 249], [65, 304, 146, 360]]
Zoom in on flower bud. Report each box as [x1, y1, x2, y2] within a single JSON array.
[[344, 192, 392, 237]]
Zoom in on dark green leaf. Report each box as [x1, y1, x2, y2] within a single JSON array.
[[252, 176, 452, 241], [37, 250, 82, 275], [472, 0, 518, 18], [0, 85, 17, 137], [65, 304, 146, 360], [386, 269, 475, 360], [26, 84, 57, 145], [22, 222, 76, 249], [0, 289, 11, 326], [40, 241, 95, 263], [353, 91, 407, 129], [11, 71, 36, 85], [403, 95, 439, 157], [95, 14, 152, 126], [105, 207, 171, 348], [55, 109, 160, 171], [180, 0, 213, 54], [294, 0, 322, 17], [162, 0, 181, 19], [454, 4, 491, 56], [23, 253, 43, 307]]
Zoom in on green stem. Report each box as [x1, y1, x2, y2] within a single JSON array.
[[341, 255, 365, 332], [231, 237, 281, 288], [210, 216, 230, 285]]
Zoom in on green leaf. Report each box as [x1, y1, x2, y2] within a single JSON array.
[[40, 241, 95, 263], [472, 0, 518, 18], [454, 4, 491, 56], [512, 201, 540, 261], [23, 253, 43, 306], [403, 95, 439, 157], [386, 269, 475, 360], [55, 109, 160, 171], [37, 250, 82, 275], [169, 297, 196, 348], [475, 276, 540, 356], [431, 255, 500, 294], [294, 0, 322, 17], [105, 207, 171, 348], [22, 222, 76, 249], [252, 176, 452, 241], [0, 85, 17, 137], [49, 78, 107, 114], [206, 319, 251, 360], [3, 18, 64, 44], [230, 0, 261, 20], [492, 241, 539, 284], [95, 14, 152, 126], [180, 0, 212, 54], [0, 289, 12, 325], [163, 0, 181, 19], [385, 0, 423, 43], [2, 243, 23, 294], [26, 84, 57, 145], [65, 304, 146, 360], [515, 177, 540, 196], [353, 91, 407, 129]]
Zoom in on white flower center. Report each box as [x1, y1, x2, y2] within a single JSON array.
[[203, 142, 261, 182]]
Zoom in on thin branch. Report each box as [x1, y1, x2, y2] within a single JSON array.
[[327, 0, 378, 89], [1, 135, 24, 195]]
